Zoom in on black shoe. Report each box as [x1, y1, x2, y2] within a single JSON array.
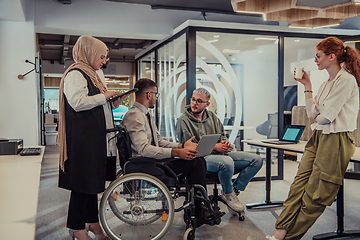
[[194, 204, 224, 228]]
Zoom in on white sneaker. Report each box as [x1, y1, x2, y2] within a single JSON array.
[[220, 190, 244, 212], [266, 236, 279, 240], [227, 205, 238, 216]]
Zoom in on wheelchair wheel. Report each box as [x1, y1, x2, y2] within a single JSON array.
[[99, 173, 174, 240], [183, 227, 195, 240]]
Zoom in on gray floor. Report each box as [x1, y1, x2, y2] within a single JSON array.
[[35, 146, 360, 240]]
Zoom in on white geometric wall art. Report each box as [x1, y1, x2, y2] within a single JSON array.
[[195, 36, 243, 144]]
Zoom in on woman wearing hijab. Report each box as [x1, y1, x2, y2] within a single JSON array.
[[268, 37, 360, 240], [57, 35, 130, 240]]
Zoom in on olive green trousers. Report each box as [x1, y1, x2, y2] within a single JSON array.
[[275, 130, 355, 240]]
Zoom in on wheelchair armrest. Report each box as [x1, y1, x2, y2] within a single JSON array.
[[127, 157, 179, 178], [127, 156, 178, 163], [154, 162, 179, 181], [123, 157, 180, 185]]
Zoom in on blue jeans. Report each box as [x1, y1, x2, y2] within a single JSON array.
[[205, 151, 263, 194]]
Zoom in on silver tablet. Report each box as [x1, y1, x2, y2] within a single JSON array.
[[195, 134, 221, 157]]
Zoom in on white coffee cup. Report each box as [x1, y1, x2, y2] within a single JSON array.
[[295, 68, 304, 79]]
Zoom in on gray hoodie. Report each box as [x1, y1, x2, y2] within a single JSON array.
[[176, 105, 227, 154]]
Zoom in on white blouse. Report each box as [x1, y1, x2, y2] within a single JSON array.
[[305, 68, 359, 134]]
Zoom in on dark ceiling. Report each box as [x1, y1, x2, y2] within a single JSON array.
[[104, 0, 235, 14], [39, 0, 260, 64], [41, 0, 360, 64]]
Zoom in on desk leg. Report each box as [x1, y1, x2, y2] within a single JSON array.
[[312, 184, 360, 240], [246, 148, 283, 209]]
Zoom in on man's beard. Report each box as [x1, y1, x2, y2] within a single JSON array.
[[191, 107, 204, 115]]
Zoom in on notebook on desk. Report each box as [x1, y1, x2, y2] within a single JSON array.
[[261, 125, 305, 145], [196, 134, 221, 157]]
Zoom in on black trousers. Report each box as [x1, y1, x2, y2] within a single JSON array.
[[166, 157, 207, 189], [106, 156, 117, 181], [67, 191, 99, 230]]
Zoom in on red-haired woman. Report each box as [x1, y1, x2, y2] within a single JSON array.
[[269, 37, 360, 240]]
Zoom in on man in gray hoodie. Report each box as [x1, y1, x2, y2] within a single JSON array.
[[176, 88, 263, 214]]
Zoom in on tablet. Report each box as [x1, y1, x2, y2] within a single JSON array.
[[196, 134, 221, 157], [108, 88, 138, 102]]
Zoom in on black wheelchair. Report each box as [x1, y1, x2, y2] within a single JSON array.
[[99, 127, 226, 240]]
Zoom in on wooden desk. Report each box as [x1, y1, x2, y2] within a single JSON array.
[[242, 140, 360, 240], [0, 146, 45, 240]]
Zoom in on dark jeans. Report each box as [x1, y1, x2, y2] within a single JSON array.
[[67, 191, 99, 230]]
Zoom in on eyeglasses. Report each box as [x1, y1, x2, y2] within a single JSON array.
[[314, 53, 330, 61], [314, 55, 321, 61], [100, 56, 110, 63], [147, 92, 160, 98], [190, 98, 208, 104]]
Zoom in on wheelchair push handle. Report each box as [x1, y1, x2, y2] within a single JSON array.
[[106, 126, 123, 133]]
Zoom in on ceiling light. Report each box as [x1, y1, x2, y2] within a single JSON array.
[[201, 57, 206, 60], [214, 35, 220, 38], [255, 37, 278, 41], [312, 23, 340, 29], [294, 39, 300, 43], [288, 26, 309, 29], [344, 40, 360, 43], [234, 10, 265, 20], [208, 39, 219, 43], [231, 58, 236, 61], [223, 49, 240, 54]]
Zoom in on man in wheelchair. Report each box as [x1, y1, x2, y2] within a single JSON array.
[[120, 78, 223, 230]]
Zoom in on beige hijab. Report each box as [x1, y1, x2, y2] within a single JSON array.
[[58, 35, 108, 171]]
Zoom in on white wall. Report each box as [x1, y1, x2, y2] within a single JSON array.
[[0, 20, 39, 145], [240, 44, 279, 142]]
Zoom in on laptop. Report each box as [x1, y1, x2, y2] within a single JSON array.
[[261, 125, 305, 145], [196, 134, 221, 157]]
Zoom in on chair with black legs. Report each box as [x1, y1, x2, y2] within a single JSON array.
[[206, 170, 245, 221]]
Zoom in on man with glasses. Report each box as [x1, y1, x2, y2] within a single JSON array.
[[176, 88, 263, 214], [121, 79, 220, 226]]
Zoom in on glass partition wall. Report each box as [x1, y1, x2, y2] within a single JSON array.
[[195, 32, 279, 155], [157, 34, 187, 141], [136, 25, 340, 180]]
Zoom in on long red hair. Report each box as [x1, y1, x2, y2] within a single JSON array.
[[316, 37, 360, 88]]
